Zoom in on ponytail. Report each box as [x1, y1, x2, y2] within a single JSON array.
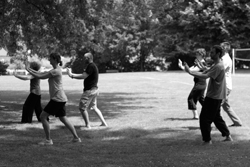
[[49, 53, 62, 65]]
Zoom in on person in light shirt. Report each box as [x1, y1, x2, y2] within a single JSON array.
[[26, 53, 81, 145], [220, 42, 242, 127]]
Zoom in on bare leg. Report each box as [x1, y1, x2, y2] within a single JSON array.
[[192, 110, 199, 119], [80, 109, 91, 128], [91, 106, 108, 126], [40, 111, 51, 140], [59, 116, 79, 139]]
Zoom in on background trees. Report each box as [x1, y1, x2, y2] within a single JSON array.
[[1, 0, 250, 72]]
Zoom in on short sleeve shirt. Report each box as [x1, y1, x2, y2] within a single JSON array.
[[48, 67, 68, 102], [84, 63, 98, 91], [206, 61, 227, 100], [30, 77, 41, 95]]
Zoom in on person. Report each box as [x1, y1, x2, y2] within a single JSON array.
[[14, 61, 42, 123], [67, 52, 108, 129], [178, 48, 207, 119], [26, 53, 81, 145], [220, 42, 242, 127], [184, 45, 233, 145]]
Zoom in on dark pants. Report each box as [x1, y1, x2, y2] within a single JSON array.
[[187, 87, 205, 110], [21, 93, 42, 123], [200, 97, 230, 142]]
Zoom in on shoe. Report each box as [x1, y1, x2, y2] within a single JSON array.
[[70, 138, 82, 143], [229, 124, 242, 127], [38, 139, 53, 145], [202, 141, 212, 145], [193, 117, 199, 120], [223, 135, 233, 142]]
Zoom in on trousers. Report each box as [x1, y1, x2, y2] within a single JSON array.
[[200, 97, 230, 142], [21, 93, 42, 123], [221, 89, 242, 125]]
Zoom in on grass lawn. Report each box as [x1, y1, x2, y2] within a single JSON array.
[[0, 71, 250, 167]]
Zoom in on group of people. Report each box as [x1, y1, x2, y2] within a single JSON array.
[[14, 52, 107, 145], [179, 42, 242, 144], [14, 42, 242, 145]]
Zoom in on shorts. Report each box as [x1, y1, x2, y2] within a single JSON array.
[[79, 88, 98, 112], [44, 100, 66, 117]]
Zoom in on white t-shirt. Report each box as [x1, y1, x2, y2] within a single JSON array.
[[221, 53, 232, 90], [48, 67, 68, 102]]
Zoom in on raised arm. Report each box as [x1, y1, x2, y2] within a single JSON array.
[[184, 62, 209, 79], [26, 67, 52, 79], [66, 68, 89, 79], [179, 59, 200, 72], [195, 59, 209, 71], [14, 70, 34, 80]]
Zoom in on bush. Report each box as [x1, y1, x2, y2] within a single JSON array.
[[0, 61, 9, 75]]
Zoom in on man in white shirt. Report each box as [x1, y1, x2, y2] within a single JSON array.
[[220, 42, 242, 127]]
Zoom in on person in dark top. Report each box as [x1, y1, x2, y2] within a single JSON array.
[[178, 48, 207, 119], [14, 61, 42, 123], [67, 52, 108, 129]]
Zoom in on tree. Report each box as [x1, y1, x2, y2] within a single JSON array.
[[0, 0, 107, 57], [99, 0, 158, 71], [152, 0, 250, 69], [0, 61, 9, 75]]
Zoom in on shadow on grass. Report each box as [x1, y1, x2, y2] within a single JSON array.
[[1, 90, 250, 166], [165, 117, 198, 121], [1, 124, 250, 167]]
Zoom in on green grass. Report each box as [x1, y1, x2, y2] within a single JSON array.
[[0, 72, 250, 167]]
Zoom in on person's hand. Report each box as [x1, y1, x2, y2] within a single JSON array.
[[178, 59, 184, 70], [195, 59, 208, 71], [66, 68, 72, 76], [183, 62, 190, 73]]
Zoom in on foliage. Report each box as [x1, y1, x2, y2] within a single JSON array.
[[0, 61, 9, 74], [2, 0, 250, 71], [151, 0, 250, 69]]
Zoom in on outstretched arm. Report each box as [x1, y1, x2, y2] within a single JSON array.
[[26, 67, 51, 79], [184, 62, 209, 79], [179, 59, 200, 72], [66, 68, 89, 79], [14, 70, 34, 80], [195, 59, 209, 71]]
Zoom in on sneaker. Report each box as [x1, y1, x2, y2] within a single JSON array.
[[38, 139, 53, 145], [70, 138, 82, 143], [202, 141, 212, 145], [223, 135, 233, 142]]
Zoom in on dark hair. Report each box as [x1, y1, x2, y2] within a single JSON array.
[[29, 61, 41, 71], [213, 45, 223, 58], [49, 53, 63, 66]]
